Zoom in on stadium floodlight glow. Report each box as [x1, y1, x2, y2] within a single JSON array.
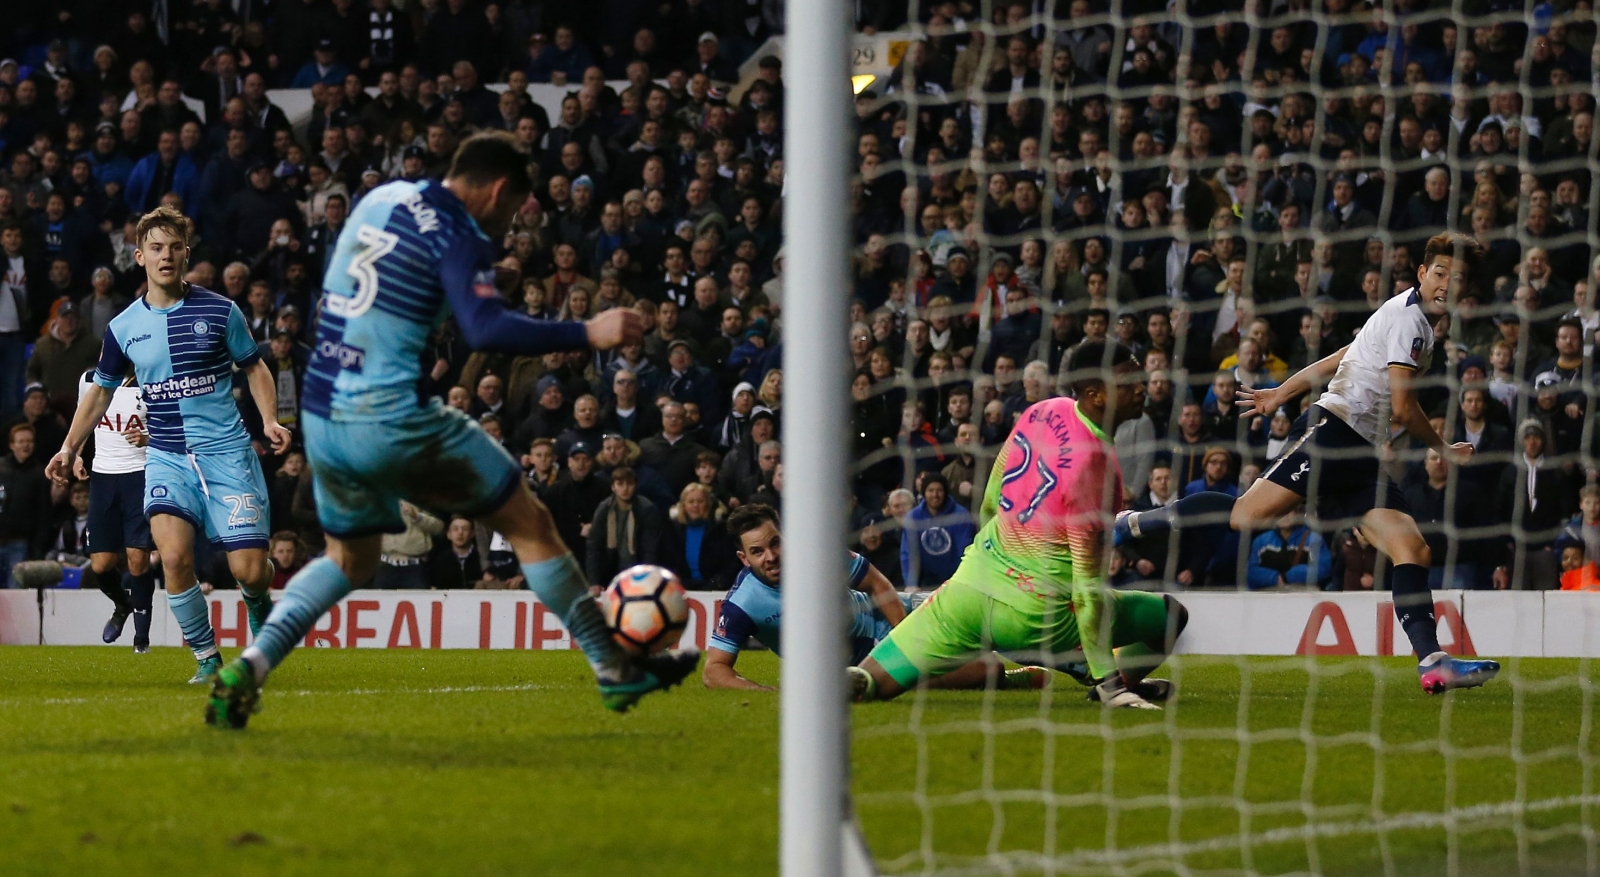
[[780, 0, 854, 875]]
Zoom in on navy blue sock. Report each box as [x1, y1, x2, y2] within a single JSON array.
[[86, 566, 132, 613], [1391, 563, 1440, 658], [1125, 491, 1237, 538], [128, 571, 156, 644]]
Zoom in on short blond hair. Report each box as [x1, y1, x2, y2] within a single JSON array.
[[135, 205, 193, 248]]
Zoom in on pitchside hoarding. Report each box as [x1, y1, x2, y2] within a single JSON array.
[[3, 590, 1599, 656]]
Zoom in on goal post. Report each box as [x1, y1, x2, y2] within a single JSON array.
[[779, 0, 857, 874]]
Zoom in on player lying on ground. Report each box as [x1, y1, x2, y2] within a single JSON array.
[[74, 370, 158, 652], [48, 208, 289, 683], [704, 503, 1050, 692], [849, 342, 1188, 710], [207, 133, 697, 728], [1232, 232, 1499, 694]]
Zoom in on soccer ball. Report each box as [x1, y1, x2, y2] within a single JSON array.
[[601, 565, 689, 656]]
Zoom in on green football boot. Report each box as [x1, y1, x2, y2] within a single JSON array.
[[188, 654, 222, 685], [242, 591, 273, 637], [599, 649, 701, 713], [204, 658, 261, 730]]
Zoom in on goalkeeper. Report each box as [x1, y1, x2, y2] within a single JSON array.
[[850, 342, 1188, 710]]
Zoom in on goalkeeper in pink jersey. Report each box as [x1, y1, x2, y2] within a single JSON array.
[[850, 342, 1189, 710]]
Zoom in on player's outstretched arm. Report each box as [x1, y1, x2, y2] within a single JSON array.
[[49, 382, 113, 484], [856, 562, 906, 627], [1238, 345, 1348, 417], [1064, 525, 1116, 681], [243, 360, 293, 454], [703, 648, 773, 691], [1388, 364, 1473, 464], [442, 243, 640, 354]]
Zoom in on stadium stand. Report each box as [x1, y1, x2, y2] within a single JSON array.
[[0, 0, 1594, 594]]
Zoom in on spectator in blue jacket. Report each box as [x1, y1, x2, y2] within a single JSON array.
[[525, 26, 595, 85], [122, 129, 199, 215], [1246, 514, 1332, 590], [290, 40, 352, 88], [725, 320, 775, 387], [86, 123, 132, 195], [900, 474, 975, 590]]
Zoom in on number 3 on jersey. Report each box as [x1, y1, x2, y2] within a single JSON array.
[[997, 434, 1059, 524], [326, 225, 400, 319]]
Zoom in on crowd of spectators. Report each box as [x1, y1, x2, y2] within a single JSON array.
[[0, 0, 1595, 593]]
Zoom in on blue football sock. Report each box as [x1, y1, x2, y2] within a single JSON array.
[[128, 571, 156, 643], [241, 557, 351, 681], [522, 554, 628, 678], [166, 585, 217, 661], [1391, 563, 1441, 659], [1120, 491, 1237, 541]]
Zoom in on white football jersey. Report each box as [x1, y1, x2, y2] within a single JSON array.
[[78, 371, 148, 474], [1317, 288, 1434, 447]]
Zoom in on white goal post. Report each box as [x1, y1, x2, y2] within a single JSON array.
[[780, 0, 857, 875]]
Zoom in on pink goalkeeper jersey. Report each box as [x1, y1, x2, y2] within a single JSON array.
[[973, 397, 1123, 604]]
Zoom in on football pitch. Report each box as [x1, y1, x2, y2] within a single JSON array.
[[0, 648, 1593, 876]]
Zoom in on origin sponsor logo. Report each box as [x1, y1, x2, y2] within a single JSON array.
[[317, 340, 367, 370]]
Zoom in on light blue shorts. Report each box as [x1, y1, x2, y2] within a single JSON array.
[[303, 400, 523, 539], [144, 446, 271, 550]]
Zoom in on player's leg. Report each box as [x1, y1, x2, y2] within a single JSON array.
[[146, 448, 224, 679], [1096, 592, 1188, 702], [84, 473, 133, 641], [124, 548, 155, 652], [210, 533, 381, 729], [1360, 507, 1499, 692], [399, 401, 695, 711], [852, 575, 1010, 702], [921, 656, 1053, 691], [200, 449, 276, 634], [1229, 478, 1305, 533], [479, 484, 699, 711], [149, 513, 221, 682], [1115, 492, 1238, 547], [240, 534, 380, 679], [86, 552, 133, 643], [227, 548, 276, 635], [121, 471, 157, 652], [1231, 420, 1317, 533]]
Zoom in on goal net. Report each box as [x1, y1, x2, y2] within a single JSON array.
[[836, 0, 1600, 872]]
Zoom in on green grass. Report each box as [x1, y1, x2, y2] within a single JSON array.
[[0, 649, 1595, 876]]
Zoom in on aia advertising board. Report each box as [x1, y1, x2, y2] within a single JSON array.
[[4, 590, 1600, 657]]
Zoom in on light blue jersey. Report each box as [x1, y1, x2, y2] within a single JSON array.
[[710, 553, 908, 663], [303, 179, 587, 419], [300, 179, 592, 537], [93, 284, 270, 549], [94, 285, 260, 454]]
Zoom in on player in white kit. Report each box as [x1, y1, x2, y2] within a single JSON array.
[[1231, 232, 1501, 694], [76, 370, 157, 652]]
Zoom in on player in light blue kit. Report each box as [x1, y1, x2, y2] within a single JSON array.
[[705, 504, 1049, 692], [207, 133, 698, 728], [48, 207, 290, 683]]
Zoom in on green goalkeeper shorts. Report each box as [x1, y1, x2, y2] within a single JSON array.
[[867, 570, 1173, 688]]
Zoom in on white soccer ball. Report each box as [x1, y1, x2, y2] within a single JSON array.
[[601, 565, 689, 656]]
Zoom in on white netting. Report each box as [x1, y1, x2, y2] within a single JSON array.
[[842, 0, 1600, 873]]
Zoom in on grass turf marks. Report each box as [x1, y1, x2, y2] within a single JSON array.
[[1, 648, 1592, 876]]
